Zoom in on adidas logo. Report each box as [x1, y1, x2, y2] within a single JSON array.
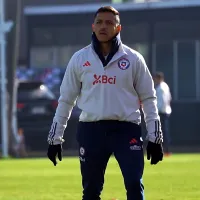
[[129, 138, 138, 144], [83, 61, 91, 67]]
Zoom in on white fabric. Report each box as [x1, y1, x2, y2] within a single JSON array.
[[47, 43, 162, 145], [155, 81, 172, 115]]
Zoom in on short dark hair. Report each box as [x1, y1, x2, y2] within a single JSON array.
[[155, 72, 164, 80], [94, 6, 120, 24]]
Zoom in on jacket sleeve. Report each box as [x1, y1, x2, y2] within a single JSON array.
[[47, 53, 81, 145], [134, 55, 163, 144]]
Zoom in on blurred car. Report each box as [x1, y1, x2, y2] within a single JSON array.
[[16, 81, 58, 151], [16, 81, 81, 151], [17, 81, 58, 122]]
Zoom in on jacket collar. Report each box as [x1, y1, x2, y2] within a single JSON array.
[[91, 32, 125, 66]]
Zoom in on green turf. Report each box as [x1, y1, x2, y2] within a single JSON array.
[[0, 154, 200, 200]]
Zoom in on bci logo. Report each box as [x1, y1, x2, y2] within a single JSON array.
[[93, 74, 116, 85]]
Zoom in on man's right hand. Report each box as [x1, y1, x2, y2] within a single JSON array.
[[47, 144, 62, 166]]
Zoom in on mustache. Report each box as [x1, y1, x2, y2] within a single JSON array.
[[99, 30, 107, 34], [99, 28, 107, 32]]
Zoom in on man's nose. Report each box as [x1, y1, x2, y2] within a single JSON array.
[[100, 22, 107, 29]]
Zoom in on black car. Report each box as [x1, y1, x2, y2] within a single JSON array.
[[17, 81, 58, 122], [17, 81, 81, 152], [17, 81, 58, 151]]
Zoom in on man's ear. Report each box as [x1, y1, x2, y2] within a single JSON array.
[[92, 24, 95, 32], [117, 24, 122, 32]]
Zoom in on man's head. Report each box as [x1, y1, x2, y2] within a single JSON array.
[[153, 72, 164, 85], [92, 6, 121, 43]]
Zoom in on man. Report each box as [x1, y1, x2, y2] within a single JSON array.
[[47, 6, 163, 200], [154, 72, 172, 156]]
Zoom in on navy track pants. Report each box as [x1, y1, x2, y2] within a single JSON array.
[[76, 120, 145, 200]]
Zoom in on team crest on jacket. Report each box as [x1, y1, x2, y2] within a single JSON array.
[[118, 58, 130, 70]]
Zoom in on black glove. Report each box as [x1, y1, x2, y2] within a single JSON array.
[[47, 144, 62, 166], [146, 141, 163, 165]]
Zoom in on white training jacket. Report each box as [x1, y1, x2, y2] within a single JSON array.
[[155, 81, 172, 115], [48, 43, 163, 145]]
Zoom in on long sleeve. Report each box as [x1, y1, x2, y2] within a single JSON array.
[[134, 55, 163, 144], [156, 87, 165, 112], [47, 53, 81, 145], [156, 82, 172, 114]]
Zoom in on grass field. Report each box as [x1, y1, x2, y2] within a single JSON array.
[[0, 154, 200, 200]]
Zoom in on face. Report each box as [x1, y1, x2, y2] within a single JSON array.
[[92, 12, 121, 43], [153, 76, 160, 85]]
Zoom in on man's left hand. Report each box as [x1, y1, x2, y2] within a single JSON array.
[[146, 141, 163, 165]]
